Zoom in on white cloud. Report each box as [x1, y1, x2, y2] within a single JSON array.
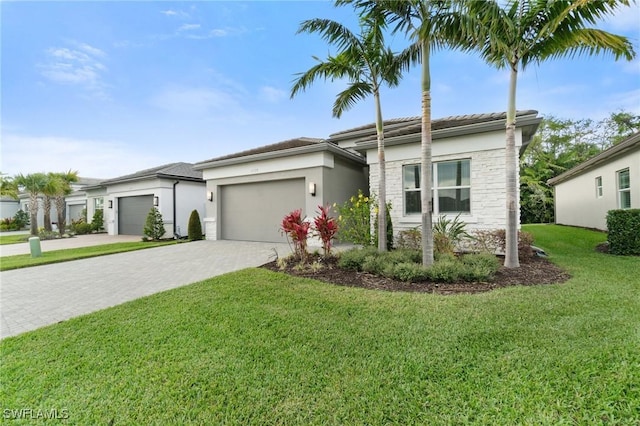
[[260, 86, 286, 103], [1, 134, 164, 179], [39, 41, 109, 100], [160, 9, 190, 18], [178, 23, 201, 32]]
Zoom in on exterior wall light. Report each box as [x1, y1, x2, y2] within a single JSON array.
[[153, 196, 159, 207], [308, 182, 316, 196], [207, 191, 214, 202], [108, 200, 113, 209]]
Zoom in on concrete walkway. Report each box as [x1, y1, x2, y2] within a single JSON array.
[[0, 240, 292, 339]]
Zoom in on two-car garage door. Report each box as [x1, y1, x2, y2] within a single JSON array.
[[220, 179, 305, 243], [118, 195, 153, 235]]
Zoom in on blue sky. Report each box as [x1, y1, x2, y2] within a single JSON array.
[[2, 1, 639, 179]]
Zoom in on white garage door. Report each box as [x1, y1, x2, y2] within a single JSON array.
[[220, 179, 305, 242], [118, 195, 153, 235]]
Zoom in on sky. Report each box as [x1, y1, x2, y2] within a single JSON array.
[[1, 1, 639, 179]]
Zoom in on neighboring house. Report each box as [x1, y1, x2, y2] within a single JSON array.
[[195, 110, 542, 243], [548, 131, 640, 230], [85, 163, 205, 237], [193, 138, 368, 243], [0, 196, 20, 220]]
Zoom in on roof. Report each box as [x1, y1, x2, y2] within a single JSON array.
[[328, 110, 541, 144], [99, 162, 203, 185], [548, 131, 640, 186], [196, 137, 324, 164]]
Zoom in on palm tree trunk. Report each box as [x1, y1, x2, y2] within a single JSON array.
[[375, 91, 387, 252], [55, 196, 66, 236], [29, 193, 39, 236], [504, 65, 520, 268], [43, 196, 52, 232], [421, 41, 434, 267]]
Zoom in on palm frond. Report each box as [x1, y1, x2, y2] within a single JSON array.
[[297, 19, 360, 52], [333, 81, 373, 118]]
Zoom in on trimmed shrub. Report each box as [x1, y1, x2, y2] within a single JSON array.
[[607, 209, 640, 255], [338, 246, 378, 271], [362, 255, 387, 275], [459, 253, 501, 281], [143, 207, 166, 240], [91, 209, 104, 232], [388, 262, 430, 282], [71, 221, 93, 235], [188, 209, 203, 241], [14, 210, 29, 229]]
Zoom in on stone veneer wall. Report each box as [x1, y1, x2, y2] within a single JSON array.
[[369, 147, 520, 241]]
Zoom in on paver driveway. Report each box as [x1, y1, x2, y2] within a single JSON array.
[[0, 240, 291, 339]]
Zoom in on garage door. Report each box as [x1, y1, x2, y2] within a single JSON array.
[[220, 179, 305, 242], [68, 204, 85, 222], [118, 195, 153, 235]]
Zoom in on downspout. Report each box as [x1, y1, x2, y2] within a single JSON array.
[[173, 180, 180, 237]]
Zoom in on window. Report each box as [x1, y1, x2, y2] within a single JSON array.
[[617, 168, 631, 209], [403, 159, 471, 215], [595, 176, 603, 198], [94, 197, 104, 211]]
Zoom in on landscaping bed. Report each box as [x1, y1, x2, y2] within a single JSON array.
[[261, 252, 570, 295]]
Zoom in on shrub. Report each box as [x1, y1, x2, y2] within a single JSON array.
[[432, 214, 470, 255], [473, 229, 534, 260], [467, 229, 502, 254], [361, 255, 388, 275], [188, 209, 203, 241], [396, 228, 421, 250], [13, 210, 29, 229], [70, 218, 93, 235], [606, 209, 640, 255], [143, 207, 166, 240], [0, 218, 20, 231], [91, 209, 104, 232], [388, 262, 430, 282], [335, 190, 373, 246], [281, 209, 311, 260], [338, 246, 378, 271], [459, 253, 501, 281], [313, 205, 338, 256]]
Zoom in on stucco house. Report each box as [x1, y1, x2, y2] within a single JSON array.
[[85, 163, 206, 237], [548, 131, 639, 230], [195, 110, 542, 243]]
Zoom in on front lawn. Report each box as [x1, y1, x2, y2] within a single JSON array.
[[0, 234, 29, 245], [0, 241, 177, 271], [1, 225, 638, 424]]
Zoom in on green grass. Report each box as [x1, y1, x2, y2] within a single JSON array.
[[0, 233, 29, 245], [1, 225, 638, 424], [0, 241, 177, 271]]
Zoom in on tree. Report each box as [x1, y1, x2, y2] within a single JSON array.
[[291, 13, 413, 252], [457, 0, 635, 267], [41, 173, 65, 232], [0, 174, 19, 200], [52, 170, 79, 236], [187, 209, 203, 241], [14, 173, 47, 235], [143, 207, 165, 241]]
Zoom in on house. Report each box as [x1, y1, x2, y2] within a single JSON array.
[[195, 110, 542, 243], [548, 131, 639, 230], [85, 162, 206, 237]]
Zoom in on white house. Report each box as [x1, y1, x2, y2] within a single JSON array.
[[85, 163, 206, 237], [195, 110, 542, 243], [548, 131, 639, 230]]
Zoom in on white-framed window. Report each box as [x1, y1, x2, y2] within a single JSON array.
[[617, 168, 631, 209], [595, 176, 603, 198], [403, 159, 471, 215], [94, 197, 104, 211]]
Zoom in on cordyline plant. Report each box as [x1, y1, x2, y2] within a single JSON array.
[[281, 209, 311, 260], [313, 205, 339, 256]]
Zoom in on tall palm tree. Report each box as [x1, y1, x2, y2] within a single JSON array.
[[291, 14, 415, 251], [14, 173, 48, 235], [341, 0, 460, 266], [41, 173, 64, 232], [455, 0, 635, 267], [52, 170, 79, 236]]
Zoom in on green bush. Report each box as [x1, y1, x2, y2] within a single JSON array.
[[188, 209, 203, 241], [91, 209, 104, 232], [388, 262, 430, 282], [459, 253, 501, 281], [606, 209, 640, 255], [71, 221, 93, 235], [143, 207, 166, 241], [433, 214, 470, 255], [13, 210, 29, 229], [338, 246, 378, 271]]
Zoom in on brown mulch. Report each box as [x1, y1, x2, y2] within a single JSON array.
[[260, 254, 571, 295]]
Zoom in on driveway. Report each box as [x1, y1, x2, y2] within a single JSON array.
[[0, 240, 292, 339]]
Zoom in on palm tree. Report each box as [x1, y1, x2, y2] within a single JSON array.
[[14, 173, 48, 235], [455, 0, 635, 267], [41, 173, 64, 233], [52, 170, 79, 236], [291, 14, 415, 251], [0, 173, 19, 200]]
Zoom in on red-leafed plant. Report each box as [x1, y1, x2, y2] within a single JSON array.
[[281, 209, 311, 259], [314, 205, 339, 256]]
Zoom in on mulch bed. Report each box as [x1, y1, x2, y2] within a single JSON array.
[[261, 254, 571, 295]]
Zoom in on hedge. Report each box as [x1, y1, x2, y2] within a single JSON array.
[[606, 209, 640, 255]]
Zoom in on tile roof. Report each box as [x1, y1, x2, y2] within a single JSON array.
[[328, 110, 539, 143], [101, 162, 202, 185], [195, 137, 324, 164]]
